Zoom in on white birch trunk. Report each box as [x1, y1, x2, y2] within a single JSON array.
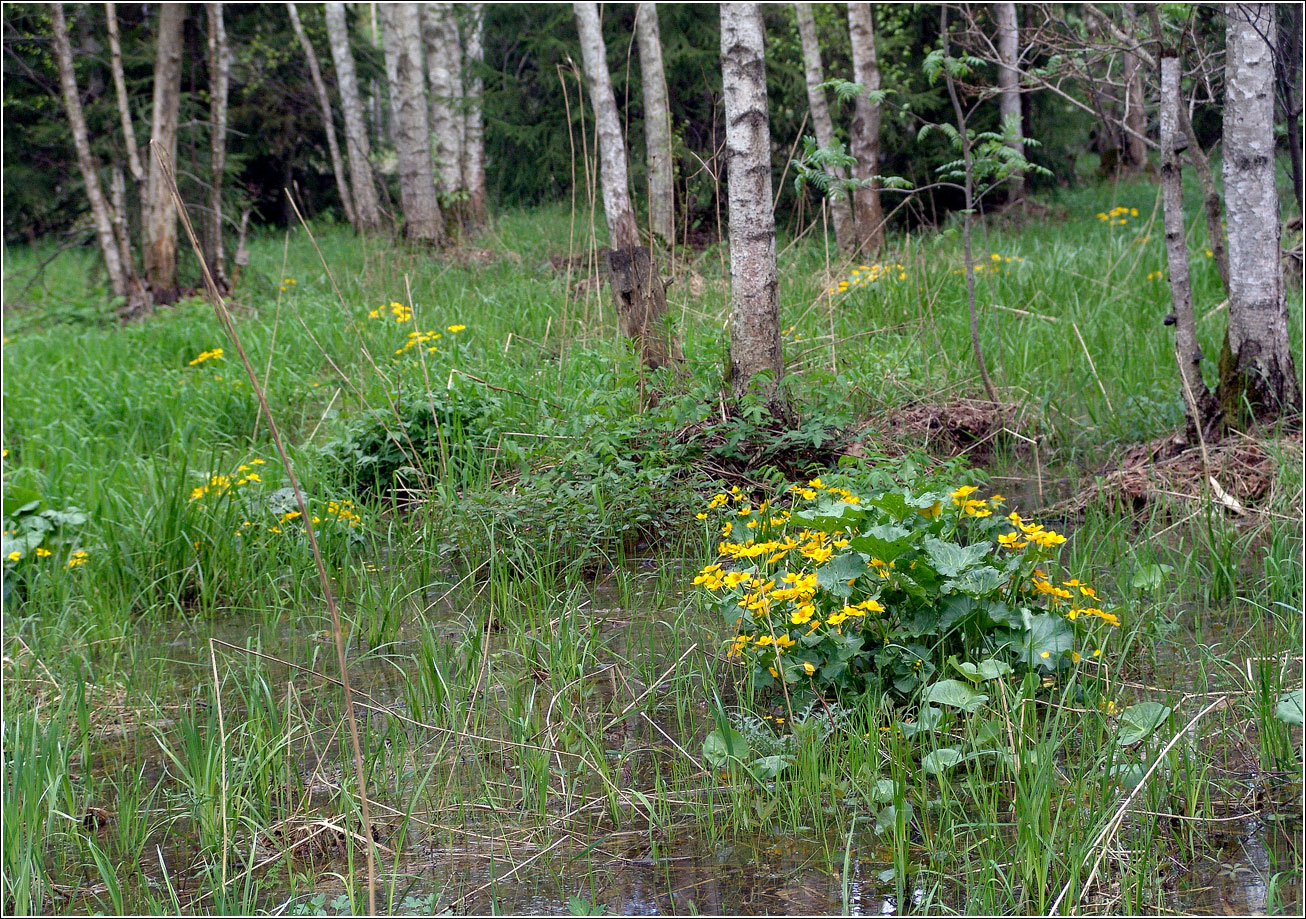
[[1219, 3, 1301, 421], [721, 2, 788, 418], [379, 2, 446, 243], [143, 2, 185, 294], [1160, 53, 1214, 432], [288, 3, 356, 228], [574, 1, 639, 248], [1121, 3, 1147, 171], [51, 3, 129, 301], [422, 3, 464, 198], [847, 3, 884, 255], [636, 3, 675, 244], [575, 1, 675, 368], [794, 3, 855, 255], [993, 2, 1025, 203], [106, 3, 143, 185], [325, 2, 384, 231], [206, 3, 230, 288], [462, 3, 488, 228]]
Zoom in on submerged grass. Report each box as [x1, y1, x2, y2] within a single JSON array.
[[2, 174, 1302, 915]]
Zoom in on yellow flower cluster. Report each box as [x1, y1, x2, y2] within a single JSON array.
[[997, 511, 1066, 549], [188, 348, 224, 366], [1096, 206, 1138, 226], [315, 499, 362, 528], [827, 262, 908, 294], [67, 550, 88, 568], [949, 485, 1003, 517], [189, 459, 266, 501], [1146, 270, 1164, 281], [279, 277, 298, 292], [396, 329, 442, 355], [369, 302, 413, 323], [955, 254, 1025, 275]]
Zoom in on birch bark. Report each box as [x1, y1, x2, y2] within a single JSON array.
[[462, 3, 488, 228], [325, 2, 384, 231], [993, 2, 1025, 203], [1160, 53, 1216, 435], [206, 3, 230, 288], [794, 3, 855, 254], [721, 2, 789, 419], [422, 3, 464, 201], [106, 3, 143, 184], [143, 2, 184, 294], [636, 3, 675, 245], [289, 3, 356, 228], [1218, 4, 1301, 422], [847, 3, 884, 255], [575, 1, 676, 369], [380, 3, 446, 243], [51, 3, 129, 302]]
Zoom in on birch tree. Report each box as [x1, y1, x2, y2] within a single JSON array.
[[1218, 4, 1301, 423], [574, 1, 676, 369], [288, 3, 356, 228], [106, 3, 143, 185], [422, 3, 464, 205], [206, 3, 230, 289], [380, 3, 446, 244], [721, 2, 790, 421], [1160, 51, 1216, 435], [143, 2, 185, 294], [794, 2, 855, 254], [993, 2, 1025, 204], [1120, 3, 1147, 172], [847, 3, 884, 254], [51, 3, 131, 303], [636, 2, 674, 245], [325, 2, 384, 231], [463, 3, 488, 228]]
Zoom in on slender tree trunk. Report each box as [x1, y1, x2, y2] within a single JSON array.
[[721, 2, 790, 421], [289, 3, 356, 228], [206, 3, 229, 289], [847, 3, 884, 255], [942, 7, 999, 404], [1277, 3, 1304, 214], [636, 2, 675, 245], [51, 3, 130, 302], [993, 2, 1026, 204], [379, 3, 446, 244], [106, 3, 143, 185], [575, 1, 676, 369], [422, 3, 464, 206], [1121, 3, 1148, 172], [325, 2, 384, 231], [794, 2, 855, 254], [462, 3, 488, 229], [143, 2, 184, 295], [1160, 52, 1217, 435], [1218, 4, 1301, 424]]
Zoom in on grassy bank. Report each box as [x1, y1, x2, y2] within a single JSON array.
[[2, 175, 1301, 915]]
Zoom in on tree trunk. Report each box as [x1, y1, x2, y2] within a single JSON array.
[[721, 2, 790, 421], [1277, 3, 1304, 215], [575, 1, 676, 369], [847, 3, 884, 255], [636, 2, 675, 246], [993, 2, 1025, 204], [1218, 4, 1301, 424], [1160, 52, 1217, 436], [422, 3, 464, 205], [289, 3, 356, 228], [325, 2, 384, 231], [51, 3, 131, 303], [1121, 3, 1148, 172], [206, 3, 229, 289], [106, 3, 143, 185], [794, 2, 855, 254], [143, 2, 185, 296], [380, 3, 446, 244], [462, 3, 488, 229]]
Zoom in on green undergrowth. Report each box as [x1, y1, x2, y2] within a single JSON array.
[[2, 175, 1301, 915]]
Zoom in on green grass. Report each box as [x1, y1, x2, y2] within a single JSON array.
[[2, 174, 1301, 915]]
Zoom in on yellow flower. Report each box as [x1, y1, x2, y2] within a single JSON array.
[[447, 324, 466, 333], [6, 551, 21, 562], [188, 348, 224, 366], [67, 550, 88, 568], [35, 547, 52, 558], [803, 661, 816, 675]]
